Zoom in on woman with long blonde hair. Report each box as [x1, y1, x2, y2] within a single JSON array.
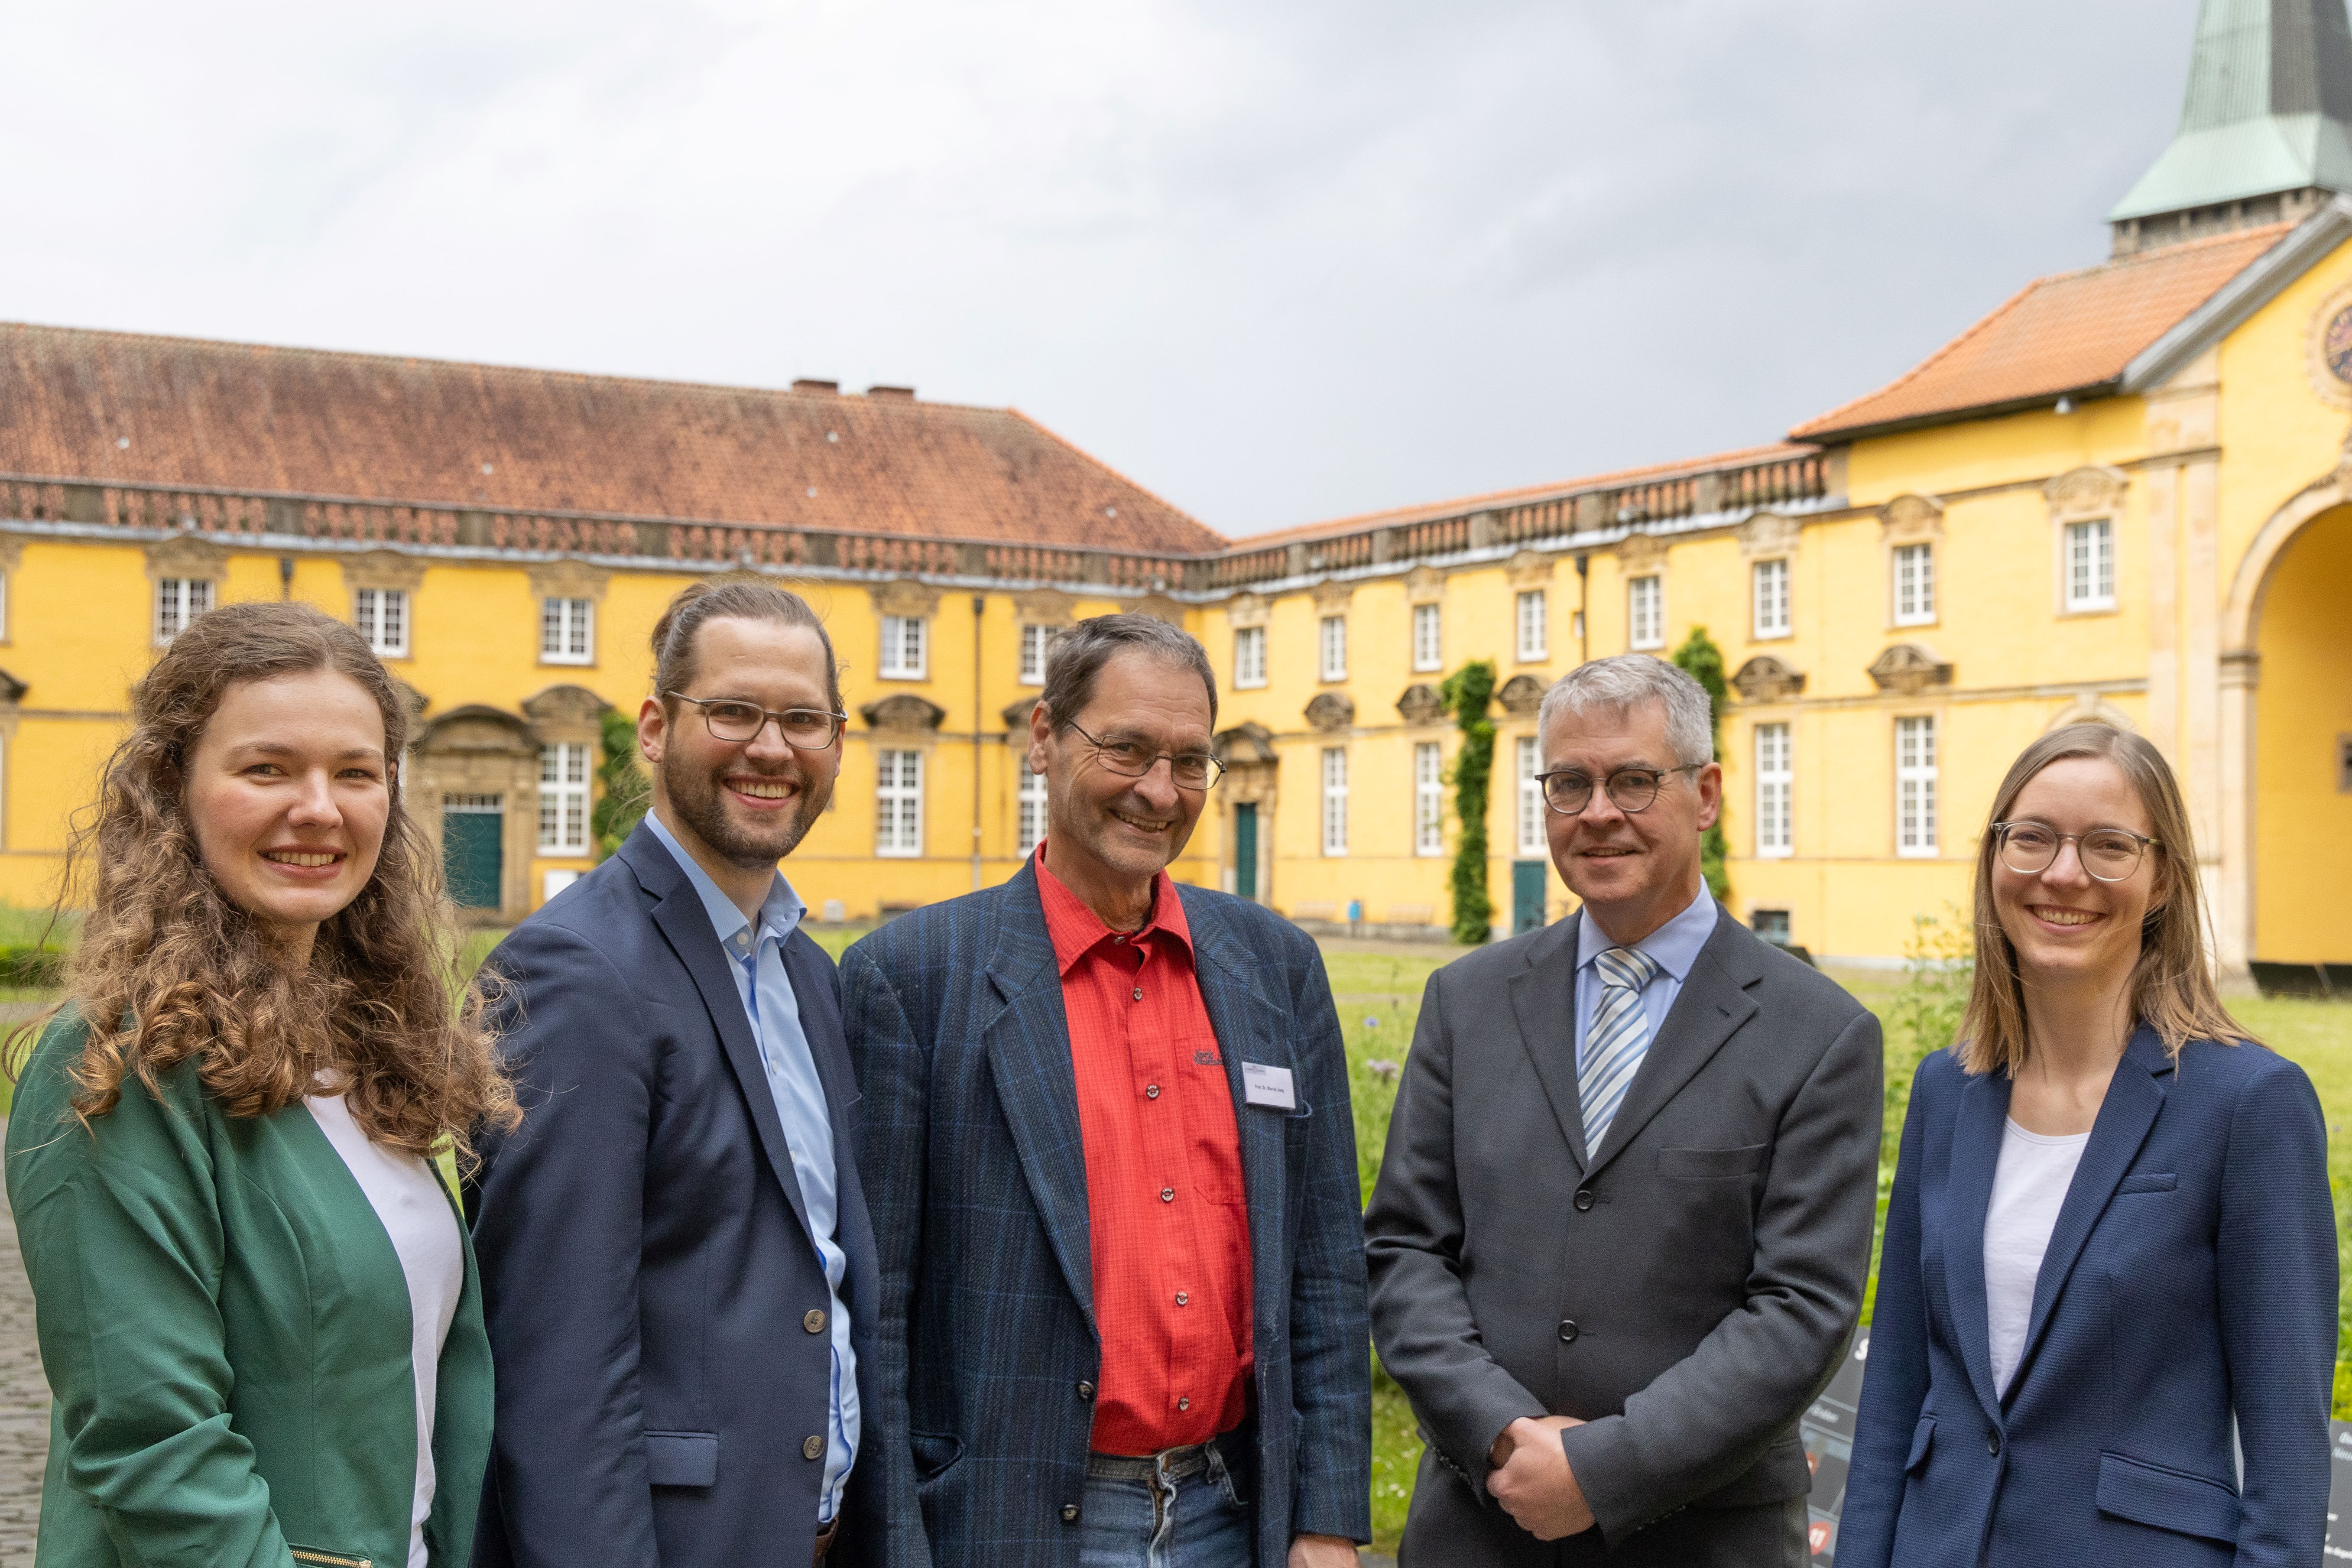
[[1839, 723, 2334, 1568], [6, 600, 516, 1568]]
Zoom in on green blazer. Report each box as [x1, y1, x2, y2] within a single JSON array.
[[5, 1010, 493, 1568]]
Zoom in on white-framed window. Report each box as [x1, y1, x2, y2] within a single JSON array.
[[1570, 609, 1585, 642], [1233, 625, 1267, 689], [1896, 716, 1938, 857], [1516, 735, 1545, 856], [1412, 603, 1442, 673], [155, 578, 214, 646], [2064, 519, 2115, 611], [1893, 542, 1936, 626], [1321, 747, 1348, 856], [1414, 740, 1445, 857], [1516, 590, 1548, 662], [541, 596, 594, 665], [1319, 615, 1348, 682], [1018, 623, 1054, 685], [354, 587, 409, 658], [538, 742, 590, 853], [1629, 575, 1664, 650], [881, 615, 928, 679], [0, 569, 11, 641], [1752, 558, 1790, 640], [1016, 761, 1047, 855], [877, 748, 924, 856], [1755, 723, 1791, 858]]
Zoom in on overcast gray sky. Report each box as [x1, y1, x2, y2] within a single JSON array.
[[1, 0, 2210, 536]]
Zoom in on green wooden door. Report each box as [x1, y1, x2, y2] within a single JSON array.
[[443, 800, 504, 909], [1233, 804, 1259, 902], [1512, 859, 1547, 935]]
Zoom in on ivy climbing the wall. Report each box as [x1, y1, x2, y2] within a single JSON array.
[[594, 707, 652, 860], [1440, 659, 1497, 945], [1669, 626, 1731, 902]]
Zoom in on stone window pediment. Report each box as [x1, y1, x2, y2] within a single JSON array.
[[1304, 693, 1355, 732], [1736, 511, 1801, 559], [1868, 643, 1953, 695], [0, 665, 26, 705], [522, 683, 613, 744], [1002, 696, 1044, 731], [1731, 654, 1807, 702], [526, 558, 610, 604], [1130, 593, 1186, 626], [869, 579, 941, 619], [1012, 587, 1076, 627], [2044, 466, 2127, 523], [343, 549, 426, 594], [1505, 550, 1556, 587], [1615, 531, 1669, 573], [415, 704, 539, 758], [1311, 578, 1353, 610], [1395, 683, 1446, 725], [144, 534, 229, 583], [1496, 674, 1547, 716], [1225, 592, 1269, 630], [1876, 494, 1945, 544], [1213, 721, 1278, 765], [1404, 565, 1444, 605], [861, 693, 948, 733]]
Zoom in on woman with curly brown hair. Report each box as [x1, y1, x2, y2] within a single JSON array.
[[6, 599, 517, 1568]]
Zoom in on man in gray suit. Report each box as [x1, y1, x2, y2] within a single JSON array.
[[1366, 655, 1882, 1566]]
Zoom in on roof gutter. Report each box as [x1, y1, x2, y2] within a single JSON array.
[[1789, 383, 2123, 448]]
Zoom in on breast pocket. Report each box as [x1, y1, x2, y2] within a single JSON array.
[[1655, 1143, 1766, 1179], [1181, 1032, 1249, 1208]]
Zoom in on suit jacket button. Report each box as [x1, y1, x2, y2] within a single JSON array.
[[1987, 1432, 2002, 1456], [1573, 1189, 1595, 1212], [803, 1308, 827, 1334], [1558, 1320, 1579, 1343], [802, 1435, 825, 1461], [1077, 1381, 1097, 1400], [1061, 1504, 1081, 1524]]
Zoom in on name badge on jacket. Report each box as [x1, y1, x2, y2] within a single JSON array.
[[1242, 1063, 1297, 1110]]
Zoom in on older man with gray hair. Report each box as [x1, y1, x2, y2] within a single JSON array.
[[1366, 654, 1882, 1567]]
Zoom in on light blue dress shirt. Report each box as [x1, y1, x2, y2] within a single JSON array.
[[644, 811, 859, 1524], [1571, 883, 1719, 1069]]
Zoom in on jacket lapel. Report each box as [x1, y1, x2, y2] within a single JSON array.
[[2008, 1027, 2170, 1398], [1505, 918, 1589, 1172], [980, 866, 1099, 1337], [621, 828, 814, 1241], [1182, 888, 1296, 1365], [1944, 1066, 2011, 1425], [1582, 909, 1758, 1178]]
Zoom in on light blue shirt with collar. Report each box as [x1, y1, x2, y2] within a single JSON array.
[[1571, 880, 1720, 1066], [643, 810, 858, 1525]]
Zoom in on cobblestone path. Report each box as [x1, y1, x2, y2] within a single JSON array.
[[0, 1140, 45, 1567]]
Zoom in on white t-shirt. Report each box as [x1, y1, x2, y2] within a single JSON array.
[[1983, 1117, 2091, 1397], [306, 1092, 464, 1568]]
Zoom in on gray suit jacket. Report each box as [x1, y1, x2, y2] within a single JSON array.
[[1365, 903, 1882, 1565]]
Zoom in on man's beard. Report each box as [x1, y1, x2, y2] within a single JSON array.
[[662, 750, 823, 869]]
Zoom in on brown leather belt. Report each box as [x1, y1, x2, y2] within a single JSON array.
[[813, 1514, 840, 1563]]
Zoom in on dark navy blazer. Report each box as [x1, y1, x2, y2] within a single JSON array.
[[467, 825, 883, 1568], [839, 862, 1372, 1568], [1839, 1029, 2335, 1568]]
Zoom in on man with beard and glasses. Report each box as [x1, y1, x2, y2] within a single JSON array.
[[467, 580, 882, 1568], [842, 614, 1371, 1568]]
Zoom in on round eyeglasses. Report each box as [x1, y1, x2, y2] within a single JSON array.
[[1991, 820, 2159, 883], [1537, 763, 1704, 816], [666, 692, 846, 750], [1063, 720, 1225, 790]]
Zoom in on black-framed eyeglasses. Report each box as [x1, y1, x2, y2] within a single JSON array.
[[665, 692, 846, 750], [1538, 762, 1704, 816], [1063, 719, 1225, 790], [1990, 820, 2160, 883]]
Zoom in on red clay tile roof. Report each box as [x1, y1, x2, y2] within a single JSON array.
[[1791, 224, 2295, 442], [0, 322, 1223, 555], [1238, 442, 1822, 549]]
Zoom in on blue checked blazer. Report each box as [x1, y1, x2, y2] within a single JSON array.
[[1839, 1029, 2336, 1568], [840, 862, 1372, 1568]]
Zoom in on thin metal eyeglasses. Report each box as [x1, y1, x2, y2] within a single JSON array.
[[665, 692, 847, 750], [1990, 821, 2160, 882], [1537, 763, 1704, 816], [1063, 719, 1225, 790]]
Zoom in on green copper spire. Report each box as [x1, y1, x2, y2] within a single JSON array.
[[2111, 0, 2352, 248]]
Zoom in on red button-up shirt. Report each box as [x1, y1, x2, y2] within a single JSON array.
[[1035, 847, 1254, 1457]]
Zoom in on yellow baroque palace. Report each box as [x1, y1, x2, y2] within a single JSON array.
[[0, 2, 2346, 980]]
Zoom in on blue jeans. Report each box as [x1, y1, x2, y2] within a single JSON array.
[[1079, 1435, 1254, 1568]]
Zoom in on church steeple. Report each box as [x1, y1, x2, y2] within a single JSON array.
[[2110, 0, 2352, 256]]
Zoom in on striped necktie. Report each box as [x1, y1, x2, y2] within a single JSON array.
[[1581, 945, 1662, 1155]]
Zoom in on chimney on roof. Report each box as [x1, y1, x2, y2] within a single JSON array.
[[867, 385, 916, 401], [2109, 0, 2352, 256], [792, 379, 840, 395]]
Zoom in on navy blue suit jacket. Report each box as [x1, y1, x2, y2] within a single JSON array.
[[467, 825, 883, 1568], [1840, 1029, 2335, 1568], [839, 863, 1372, 1568]]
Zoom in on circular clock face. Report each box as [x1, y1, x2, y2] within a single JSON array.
[[2325, 306, 2352, 384]]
